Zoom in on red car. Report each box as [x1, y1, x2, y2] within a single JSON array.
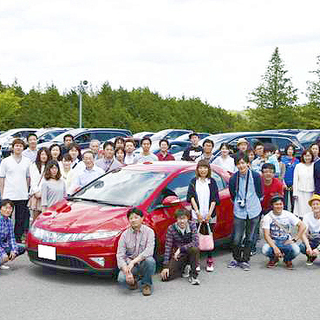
[[26, 161, 233, 273]]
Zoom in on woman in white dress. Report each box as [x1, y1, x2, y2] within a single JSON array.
[[293, 149, 314, 218], [29, 147, 51, 222], [213, 143, 236, 173]]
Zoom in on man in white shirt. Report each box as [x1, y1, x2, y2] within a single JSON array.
[[300, 194, 320, 265], [134, 138, 157, 163], [262, 195, 305, 269], [124, 139, 136, 165], [0, 139, 31, 243], [22, 133, 38, 163], [71, 151, 105, 193]]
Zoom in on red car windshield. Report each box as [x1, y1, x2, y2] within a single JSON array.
[[73, 169, 169, 207]]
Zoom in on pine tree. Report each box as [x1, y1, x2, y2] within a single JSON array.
[[247, 47, 298, 130]]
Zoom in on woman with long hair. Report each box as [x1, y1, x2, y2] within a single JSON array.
[[41, 160, 66, 213], [29, 148, 51, 221], [293, 149, 314, 218], [212, 143, 236, 173], [187, 160, 220, 272]]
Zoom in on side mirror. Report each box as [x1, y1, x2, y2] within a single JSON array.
[[162, 196, 181, 206]]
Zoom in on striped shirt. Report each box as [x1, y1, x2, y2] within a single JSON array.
[[163, 221, 199, 267]]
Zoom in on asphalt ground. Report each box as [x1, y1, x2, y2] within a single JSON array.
[[1, 241, 320, 320]]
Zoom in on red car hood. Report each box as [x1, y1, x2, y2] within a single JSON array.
[[34, 201, 130, 233]]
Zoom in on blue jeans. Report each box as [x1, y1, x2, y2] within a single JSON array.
[[299, 238, 320, 255], [232, 215, 260, 263], [262, 240, 300, 262], [118, 257, 156, 289]]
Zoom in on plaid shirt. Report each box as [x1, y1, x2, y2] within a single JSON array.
[[163, 221, 199, 267], [116, 224, 155, 269], [0, 215, 18, 258]]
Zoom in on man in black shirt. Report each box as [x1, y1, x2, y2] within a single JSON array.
[[181, 132, 203, 162]]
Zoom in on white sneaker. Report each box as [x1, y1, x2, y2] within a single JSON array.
[[196, 265, 200, 272], [182, 264, 191, 278], [206, 264, 215, 272], [0, 265, 10, 270], [188, 276, 200, 285]]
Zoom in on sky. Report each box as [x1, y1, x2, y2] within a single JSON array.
[[0, 0, 319, 111]]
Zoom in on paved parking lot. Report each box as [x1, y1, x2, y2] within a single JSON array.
[[1, 242, 320, 320]]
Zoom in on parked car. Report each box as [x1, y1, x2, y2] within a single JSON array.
[[150, 129, 192, 142], [174, 132, 211, 142], [38, 128, 132, 150], [262, 129, 303, 135], [200, 131, 304, 158], [0, 128, 39, 158], [37, 128, 73, 144], [132, 132, 155, 139], [26, 162, 233, 274], [296, 130, 320, 149]]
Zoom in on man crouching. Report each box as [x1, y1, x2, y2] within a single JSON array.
[[161, 208, 200, 285], [0, 199, 26, 270], [116, 208, 156, 296]]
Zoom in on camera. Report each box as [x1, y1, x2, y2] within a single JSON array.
[[237, 199, 246, 208]]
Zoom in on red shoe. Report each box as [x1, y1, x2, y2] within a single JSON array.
[[285, 261, 294, 270], [267, 257, 279, 268]]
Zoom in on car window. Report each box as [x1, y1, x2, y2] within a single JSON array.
[[165, 131, 188, 140], [75, 133, 92, 144], [246, 137, 272, 147], [169, 144, 187, 154], [93, 132, 127, 142], [211, 171, 226, 191], [272, 137, 297, 152], [163, 171, 196, 201]]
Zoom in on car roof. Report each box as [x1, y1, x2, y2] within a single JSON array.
[[120, 161, 227, 179]]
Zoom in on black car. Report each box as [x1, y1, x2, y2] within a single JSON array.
[[200, 131, 304, 158]]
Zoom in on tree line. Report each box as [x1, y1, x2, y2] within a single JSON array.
[[0, 47, 319, 133]]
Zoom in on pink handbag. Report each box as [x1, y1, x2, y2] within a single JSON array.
[[197, 223, 214, 251]]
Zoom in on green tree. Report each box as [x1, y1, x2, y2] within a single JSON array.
[[306, 55, 320, 105], [247, 47, 299, 130], [0, 89, 22, 129]]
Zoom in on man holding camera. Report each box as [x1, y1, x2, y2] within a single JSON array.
[[228, 152, 263, 271]]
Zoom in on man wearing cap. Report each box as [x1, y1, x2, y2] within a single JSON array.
[[262, 195, 305, 269], [300, 194, 320, 265], [231, 138, 249, 160], [181, 132, 203, 162]]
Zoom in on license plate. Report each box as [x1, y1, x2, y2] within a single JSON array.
[[38, 244, 56, 261]]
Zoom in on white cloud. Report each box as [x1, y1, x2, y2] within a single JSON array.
[[0, 0, 319, 110]]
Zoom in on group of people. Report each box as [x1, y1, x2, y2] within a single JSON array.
[[2, 130, 320, 297], [115, 134, 320, 296]]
